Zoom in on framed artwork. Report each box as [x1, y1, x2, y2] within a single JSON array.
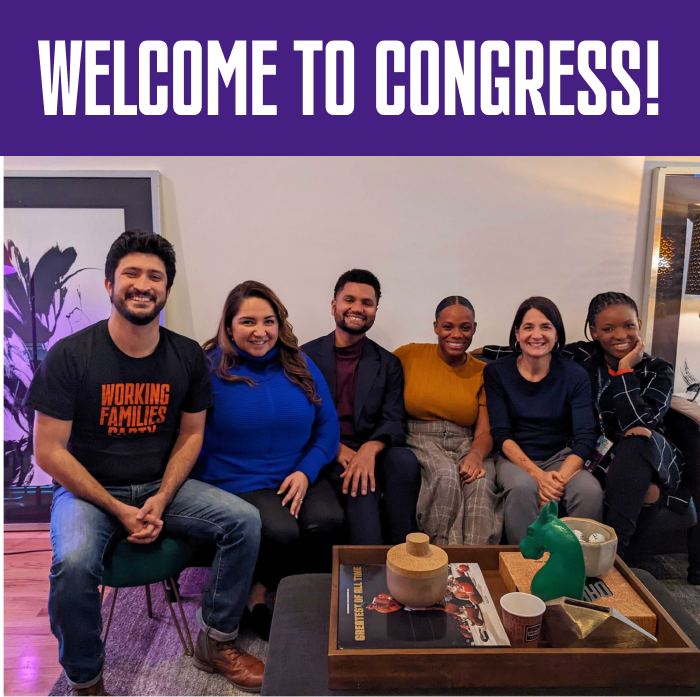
[[642, 166, 700, 401], [3, 171, 161, 529]]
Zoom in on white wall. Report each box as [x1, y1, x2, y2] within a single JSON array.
[[4, 155, 696, 351]]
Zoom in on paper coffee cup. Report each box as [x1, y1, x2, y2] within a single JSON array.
[[499, 592, 546, 647]]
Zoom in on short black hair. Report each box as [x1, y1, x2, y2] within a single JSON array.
[[435, 296, 475, 320], [508, 296, 566, 353], [105, 230, 176, 289], [584, 292, 639, 339], [333, 269, 381, 303]]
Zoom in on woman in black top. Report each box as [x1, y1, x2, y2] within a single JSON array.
[[483, 292, 684, 559], [482, 297, 601, 545]]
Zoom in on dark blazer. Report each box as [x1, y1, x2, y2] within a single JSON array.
[[301, 332, 407, 449]]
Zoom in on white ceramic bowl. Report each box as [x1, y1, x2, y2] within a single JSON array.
[[560, 518, 618, 577]]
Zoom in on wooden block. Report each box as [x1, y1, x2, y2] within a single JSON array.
[[498, 551, 522, 593], [499, 552, 657, 634]]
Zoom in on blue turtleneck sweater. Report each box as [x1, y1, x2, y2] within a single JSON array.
[[192, 345, 340, 495]]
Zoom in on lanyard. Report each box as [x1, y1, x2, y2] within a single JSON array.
[[595, 366, 611, 437]]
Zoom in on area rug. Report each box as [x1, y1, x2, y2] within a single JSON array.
[[638, 553, 700, 624], [49, 555, 700, 696], [49, 567, 268, 696]]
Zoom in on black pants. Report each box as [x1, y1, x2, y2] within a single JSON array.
[[238, 478, 343, 590], [324, 446, 421, 545], [602, 435, 657, 558]]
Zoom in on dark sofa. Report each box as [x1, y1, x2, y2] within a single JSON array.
[[628, 396, 700, 583]]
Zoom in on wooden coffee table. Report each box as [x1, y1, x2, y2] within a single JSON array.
[[328, 546, 700, 691]]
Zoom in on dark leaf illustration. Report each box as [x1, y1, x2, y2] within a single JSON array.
[[4, 239, 96, 488]]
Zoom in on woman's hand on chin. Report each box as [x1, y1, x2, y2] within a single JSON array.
[[618, 339, 645, 372]]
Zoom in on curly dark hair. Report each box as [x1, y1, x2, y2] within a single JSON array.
[[333, 269, 381, 304], [584, 292, 639, 339], [508, 296, 566, 353], [203, 280, 321, 405], [105, 230, 176, 289]]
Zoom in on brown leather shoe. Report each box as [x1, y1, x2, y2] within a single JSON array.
[[192, 630, 264, 693], [74, 677, 108, 696]]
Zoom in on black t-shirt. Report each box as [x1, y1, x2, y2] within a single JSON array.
[[26, 320, 212, 486]]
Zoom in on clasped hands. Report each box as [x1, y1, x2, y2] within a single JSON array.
[[117, 493, 167, 544], [534, 470, 565, 506]]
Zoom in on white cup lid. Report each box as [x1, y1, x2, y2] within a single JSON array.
[[500, 592, 546, 617]]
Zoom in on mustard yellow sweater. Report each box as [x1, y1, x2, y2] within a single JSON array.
[[393, 343, 486, 428]]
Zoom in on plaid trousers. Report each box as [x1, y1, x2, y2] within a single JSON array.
[[407, 419, 503, 546]]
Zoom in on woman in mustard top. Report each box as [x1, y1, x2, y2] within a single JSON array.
[[394, 296, 502, 545]]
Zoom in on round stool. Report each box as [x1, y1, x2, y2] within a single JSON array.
[[100, 536, 197, 655]]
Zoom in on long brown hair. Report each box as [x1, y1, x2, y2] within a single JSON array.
[[202, 280, 320, 405]]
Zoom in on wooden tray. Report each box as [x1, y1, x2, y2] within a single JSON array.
[[328, 545, 700, 691]]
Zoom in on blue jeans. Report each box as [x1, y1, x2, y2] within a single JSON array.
[[49, 478, 261, 689]]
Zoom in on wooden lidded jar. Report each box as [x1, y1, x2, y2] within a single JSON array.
[[386, 533, 449, 607]]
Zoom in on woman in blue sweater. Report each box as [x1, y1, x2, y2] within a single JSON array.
[[483, 297, 602, 544], [192, 280, 342, 638]]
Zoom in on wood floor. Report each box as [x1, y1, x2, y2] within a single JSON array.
[[4, 531, 62, 696]]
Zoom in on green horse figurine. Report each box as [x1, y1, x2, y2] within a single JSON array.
[[519, 500, 586, 602]]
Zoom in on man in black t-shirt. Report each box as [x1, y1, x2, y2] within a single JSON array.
[[27, 231, 264, 695]]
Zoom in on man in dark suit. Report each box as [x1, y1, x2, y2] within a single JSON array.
[[302, 269, 420, 544]]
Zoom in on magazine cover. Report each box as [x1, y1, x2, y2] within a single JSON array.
[[337, 562, 510, 649]]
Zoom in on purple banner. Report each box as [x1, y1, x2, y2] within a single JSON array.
[[1, 0, 698, 154]]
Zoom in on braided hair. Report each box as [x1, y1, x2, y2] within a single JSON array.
[[584, 292, 639, 339]]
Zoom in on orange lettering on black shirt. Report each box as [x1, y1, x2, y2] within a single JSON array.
[[118, 406, 132, 427], [102, 384, 115, 406], [101, 383, 170, 437]]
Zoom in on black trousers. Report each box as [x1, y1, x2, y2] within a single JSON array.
[[238, 478, 343, 590], [601, 435, 657, 558], [324, 445, 421, 545]]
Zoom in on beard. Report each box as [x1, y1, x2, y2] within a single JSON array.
[[335, 311, 374, 336], [111, 291, 166, 326]]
